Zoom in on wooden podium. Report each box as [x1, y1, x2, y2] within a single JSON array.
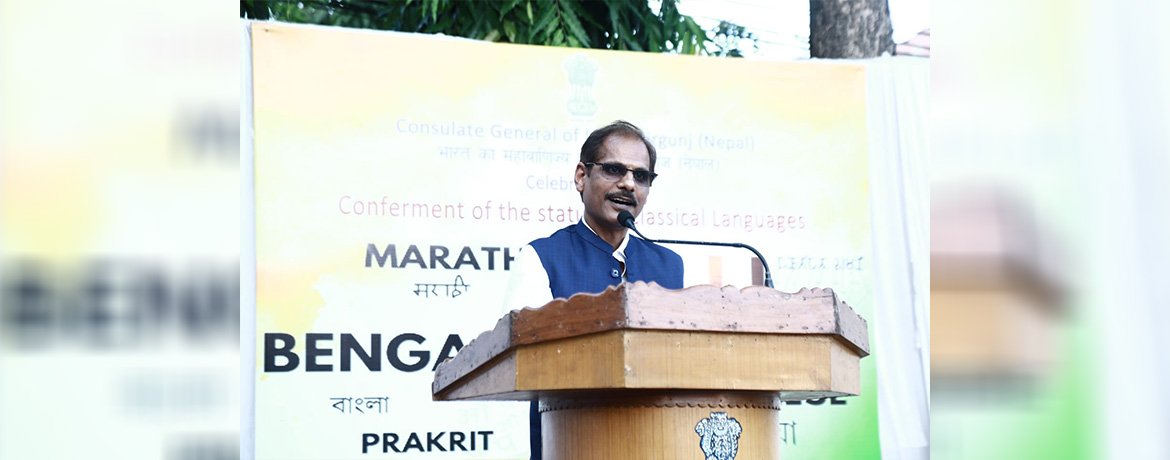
[[432, 282, 870, 459]]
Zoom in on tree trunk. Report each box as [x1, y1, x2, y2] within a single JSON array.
[[809, 0, 894, 58]]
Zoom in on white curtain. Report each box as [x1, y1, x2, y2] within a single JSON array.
[[863, 56, 931, 460]]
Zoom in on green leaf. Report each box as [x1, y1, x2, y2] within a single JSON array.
[[567, 35, 580, 48], [545, 16, 560, 36], [467, 3, 483, 24], [617, 22, 642, 51], [503, 20, 518, 42], [686, 18, 709, 54], [553, 28, 564, 46], [499, 0, 520, 18], [566, 0, 602, 28], [608, 6, 620, 47], [648, 26, 661, 52], [685, 17, 704, 40], [531, 3, 557, 37], [423, 10, 455, 33], [526, 1, 533, 23], [559, 2, 591, 48]]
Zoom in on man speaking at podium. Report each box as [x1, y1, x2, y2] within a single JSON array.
[[502, 120, 685, 459]]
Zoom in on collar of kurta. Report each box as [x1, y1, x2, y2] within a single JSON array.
[[577, 218, 630, 260]]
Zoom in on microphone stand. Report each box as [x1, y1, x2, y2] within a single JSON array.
[[619, 211, 774, 289]]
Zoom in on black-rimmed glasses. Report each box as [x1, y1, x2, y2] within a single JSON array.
[[583, 162, 658, 187]]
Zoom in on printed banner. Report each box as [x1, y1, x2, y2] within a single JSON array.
[[251, 22, 877, 459]]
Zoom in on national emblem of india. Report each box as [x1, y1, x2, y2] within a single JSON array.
[[694, 411, 743, 460]]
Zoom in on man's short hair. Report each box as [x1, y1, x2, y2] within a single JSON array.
[[579, 120, 658, 172]]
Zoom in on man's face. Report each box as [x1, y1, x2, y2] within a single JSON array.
[[575, 134, 652, 232]]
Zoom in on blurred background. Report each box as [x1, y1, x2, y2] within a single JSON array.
[[0, 1, 240, 459], [3, 0, 1168, 458], [934, 0, 1170, 457]]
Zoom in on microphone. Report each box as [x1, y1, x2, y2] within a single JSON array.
[[617, 210, 774, 288]]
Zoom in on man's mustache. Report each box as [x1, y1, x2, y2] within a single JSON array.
[[606, 191, 638, 207]]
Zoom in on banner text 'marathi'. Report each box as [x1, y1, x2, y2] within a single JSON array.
[[365, 244, 515, 270]]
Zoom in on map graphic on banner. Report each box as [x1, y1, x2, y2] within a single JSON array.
[[249, 22, 877, 459]]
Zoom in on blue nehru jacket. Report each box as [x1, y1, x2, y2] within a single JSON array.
[[529, 220, 685, 298], [523, 220, 683, 460]]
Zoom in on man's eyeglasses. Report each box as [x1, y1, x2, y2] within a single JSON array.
[[583, 162, 658, 187]]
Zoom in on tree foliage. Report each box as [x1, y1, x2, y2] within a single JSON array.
[[708, 20, 758, 58], [241, 0, 742, 56]]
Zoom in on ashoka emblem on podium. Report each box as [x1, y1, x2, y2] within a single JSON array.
[[694, 411, 743, 460]]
